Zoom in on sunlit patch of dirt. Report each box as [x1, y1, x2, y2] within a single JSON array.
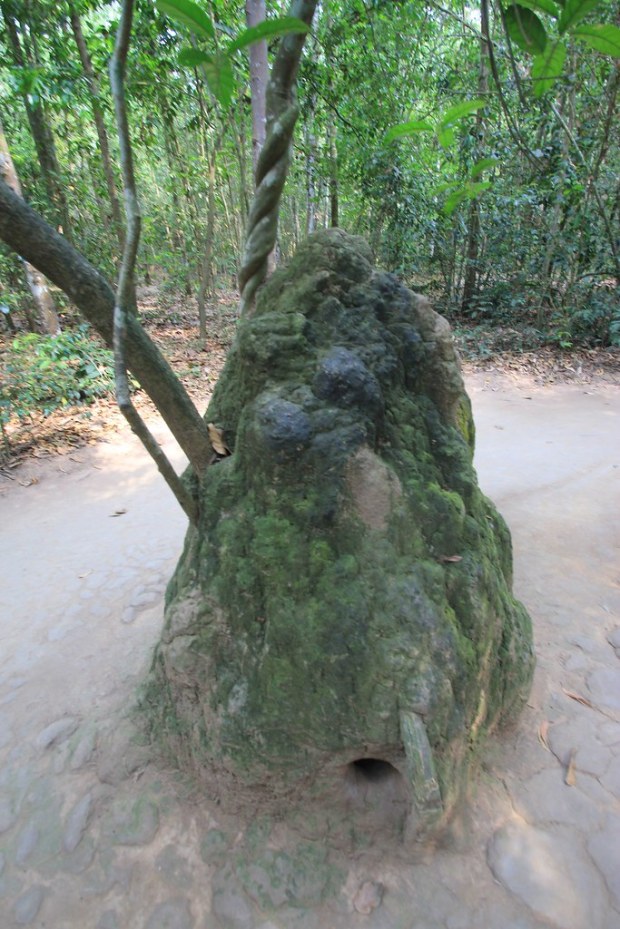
[[461, 345, 620, 388]]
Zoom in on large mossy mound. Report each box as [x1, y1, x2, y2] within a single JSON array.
[[144, 229, 534, 839]]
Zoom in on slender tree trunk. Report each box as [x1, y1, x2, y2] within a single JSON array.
[[304, 94, 317, 235], [461, 4, 490, 311], [160, 105, 193, 294], [167, 113, 200, 228], [224, 172, 242, 270], [233, 119, 251, 222], [1, 1, 73, 242], [292, 191, 300, 249], [539, 84, 574, 325], [69, 5, 124, 249], [245, 0, 268, 178], [328, 114, 339, 228], [0, 117, 60, 334], [197, 156, 217, 341]]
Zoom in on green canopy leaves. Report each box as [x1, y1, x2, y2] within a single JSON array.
[[155, 0, 309, 107]]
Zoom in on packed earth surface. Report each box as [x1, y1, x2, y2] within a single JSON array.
[[1, 314, 619, 927]]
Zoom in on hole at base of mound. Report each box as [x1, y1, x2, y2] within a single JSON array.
[[343, 758, 409, 839], [349, 758, 399, 783]]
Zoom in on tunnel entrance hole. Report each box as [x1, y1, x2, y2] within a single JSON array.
[[349, 758, 399, 783]]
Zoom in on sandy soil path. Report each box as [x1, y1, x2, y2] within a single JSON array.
[[0, 372, 619, 929]]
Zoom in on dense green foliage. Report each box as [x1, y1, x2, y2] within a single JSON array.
[[0, 0, 618, 348], [0, 325, 115, 421]]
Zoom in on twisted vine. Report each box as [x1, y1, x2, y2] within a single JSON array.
[[238, 104, 299, 314], [238, 0, 318, 316]]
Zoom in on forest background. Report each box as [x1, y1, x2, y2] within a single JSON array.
[[0, 0, 618, 463]]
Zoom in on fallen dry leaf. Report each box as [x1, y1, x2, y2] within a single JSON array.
[[208, 422, 230, 456], [439, 554, 463, 564], [565, 749, 577, 786], [109, 508, 127, 517], [537, 720, 550, 751], [562, 687, 595, 709]]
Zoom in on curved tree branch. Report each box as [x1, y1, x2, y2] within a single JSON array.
[[109, 0, 198, 524], [0, 177, 213, 474]]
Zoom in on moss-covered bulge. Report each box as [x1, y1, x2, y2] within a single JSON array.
[[143, 229, 534, 838]]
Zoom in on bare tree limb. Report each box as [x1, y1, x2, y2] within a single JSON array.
[[0, 177, 213, 474]]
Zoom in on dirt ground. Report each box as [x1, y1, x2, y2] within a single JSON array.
[[0, 368, 619, 929]]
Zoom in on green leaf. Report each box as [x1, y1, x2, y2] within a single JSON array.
[[202, 52, 234, 107], [558, 0, 600, 33], [155, 0, 214, 40], [504, 5, 548, 54], [178, 48, 213, 67], [442, 180, 492, 215], [443, 188, 471, 215], [470, 157, 499, 178], [227, 17, 310, 54], [467, 181, 493, 197], [513, 0, 560, 17], [385, 120, 434, 143], [572, 23, 620, 56], [432, 180, 459, 194], [531, 40, 567, 95], [437, 125, 455, 148], [439, 98, 486, 127]]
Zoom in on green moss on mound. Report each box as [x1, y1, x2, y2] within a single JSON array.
[[142, 229, 534, 837]]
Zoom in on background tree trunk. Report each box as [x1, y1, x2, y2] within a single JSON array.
[[1, 0, 73, 241], [461, 1, 490, 312], [245, 0, 268, 178], [69, 4, 125, 250], [0, 117, 60, 334]]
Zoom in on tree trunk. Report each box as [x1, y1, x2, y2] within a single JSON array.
[[69, 5, 125, 250], [304, 97, 317, 235], [461, 4, 490, 312], [160, 104, 193, 294], [329, 114, 339, 228], [245, 0, 268, 178], [233, 119, 251, 223], [197, 155, 217, 342], [0, 118, 60, 334], [1, 1, 73, 242]]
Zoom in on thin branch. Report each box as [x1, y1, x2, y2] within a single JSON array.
[[493, 0, 528, 107], [481, 0, 541, 170], [550, 101, 620, 282], [110, 0, 199, 524], [591, 66, 619, 184], [427, 0, 483, 39]]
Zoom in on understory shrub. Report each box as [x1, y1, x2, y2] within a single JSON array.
[[0, 324, 115, 424]]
